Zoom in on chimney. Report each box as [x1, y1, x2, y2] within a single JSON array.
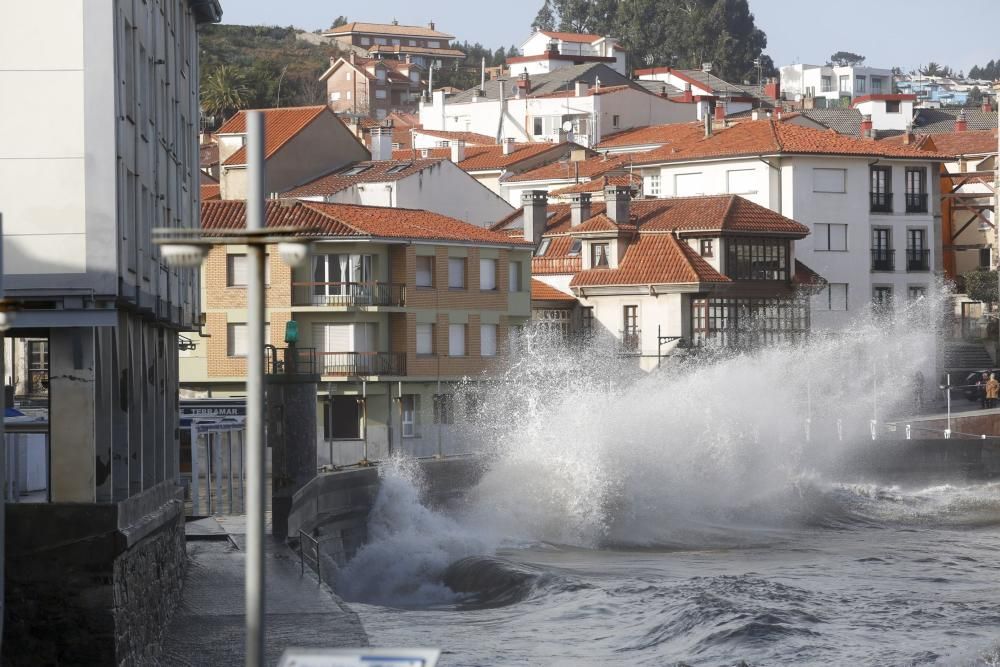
[[682, 83, 693, 103], [955, 110, 968, 132], [570, 192, 592, 227], [714, 102, 726, 123], [983, 100, 993, 113], [575, 80, 588, 97], [903, 123, 914, 145], [429, 21, 435, 31], [764, 77, 780, 101], [704, 111, 713, 138], [450, 140, 465, 163], [502, 137, 515, 155], [861, 114, 873, 139], [751, 109, 760, 121], [349, 51, 356, 64], [518, 72, 531, 96], [604, 185, 630, 225], [521, 190, 549, 246], [370, 126, 393, 161]]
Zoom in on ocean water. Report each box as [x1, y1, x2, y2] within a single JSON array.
[[336, 296, 1000, 665]]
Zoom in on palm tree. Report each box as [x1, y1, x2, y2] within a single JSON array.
[[201, 65, 250, 127]]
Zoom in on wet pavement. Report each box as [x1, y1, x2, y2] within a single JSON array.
[[160, 515, 367, 666]]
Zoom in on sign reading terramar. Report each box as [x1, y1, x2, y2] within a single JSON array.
[[179, 399, 247, 419]]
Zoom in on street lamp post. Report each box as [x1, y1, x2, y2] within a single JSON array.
[[154, 112, 312, 667]]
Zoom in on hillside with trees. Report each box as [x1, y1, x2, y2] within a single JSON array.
[[531, 0, 777, 82]]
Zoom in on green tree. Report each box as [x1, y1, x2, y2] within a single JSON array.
[[964, 270, 998, 304], [828, 51, 865, 66], [330, 16, 348, 29], [200, 64, 250, 124], [532, 0, 556, 31], [966, 86, 984, 108], [920, 62, 953, 77]]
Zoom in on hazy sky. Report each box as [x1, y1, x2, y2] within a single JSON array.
[[220, 0, 1000, 74]]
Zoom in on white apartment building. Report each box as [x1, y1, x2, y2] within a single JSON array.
[[853, 95, 917, 132], [512, 30, 628, 76], [0, 0, 221, 661], [630, 119, 950, 330], [781, 63, 893, 103], [418, 63, 699, 149], [635, 67, 779, 118]]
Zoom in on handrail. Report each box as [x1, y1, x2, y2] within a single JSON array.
[[292, 281, 406, 307], [318, 351, 406, 377], [298, 529, 322, 586]]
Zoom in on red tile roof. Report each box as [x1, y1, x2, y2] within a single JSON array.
[[539, 30, 605, 43], [635, 119, 954, 165], [200, 170, 219, 186], [570, 233, 729, 287], [596, 122, 708, 150], [200, 184, 220, 201], [281, 159, 446, 198], [412, 129, 497, 145], [506, 152, 635, 183], [549, 174, 640, 197], [326, 21, 454, 39], [531, 278, 576, 301], [530, 84, 633, 99], [217, 106, 331, 166], [881, 130, 997, 156], [392, 142, 571, 171], [201, 200, 531, 247], [200, 142, 219, 168]]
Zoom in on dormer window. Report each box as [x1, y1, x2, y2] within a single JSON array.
[[700, 239, 714, 258], [341, 165, 371, 176], [568, 239, 582, 256], [591, 242, 610, 268], [535, 238, 551, 256], [386, 163, 411, 174]]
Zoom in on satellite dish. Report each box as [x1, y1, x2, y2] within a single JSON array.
[[562, 120, 574, 132]]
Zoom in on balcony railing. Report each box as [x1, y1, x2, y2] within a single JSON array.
[[292, 282, 405, 307], [905, 192, 928, 213], [619, 329, 641, 355], [871, 249, 895, 271], [265, 346, 318, 376], [532, 256, 582, 275], [319, 352, 406, 377], [870, 192, 893, 213], [906, 248, 930, 272]]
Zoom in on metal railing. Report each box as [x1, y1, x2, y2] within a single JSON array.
[[532, 256, 582, 274], [871, 248, 895, 271], [870, 192, 893, 213], [319, 351, 406, 377], [906, 248, 930, 272], [265, 345, 318, 376], [292, 282, 405, 307], [619, 329, 641, 355], [298, 529, 322, 586], [905, 192, 928, 213]]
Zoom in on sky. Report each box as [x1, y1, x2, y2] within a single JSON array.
[[220, 0, 1000, 75]]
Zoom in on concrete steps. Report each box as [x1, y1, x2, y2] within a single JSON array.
[[944, 342, 995, 371]]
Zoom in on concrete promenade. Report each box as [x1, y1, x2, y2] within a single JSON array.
[[160, 515, 368, 666]]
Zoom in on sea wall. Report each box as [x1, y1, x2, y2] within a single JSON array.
[[4, 481, 186, 666]]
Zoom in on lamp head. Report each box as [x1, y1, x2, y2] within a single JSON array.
[[278, 240, 311, 268], [160, 243, 208, 268]]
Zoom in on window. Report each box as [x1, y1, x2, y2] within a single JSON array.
[[479, 258, 497, 290], [123, 18, 135, 121], [433, 394, 454, 425], [428, 40, 440, 48], [872, 77, 884, 94], [375, 37, 388, 45], [341, 165, 371, 176], [401, 394, 419, 437], [814, 283, 848, 311], [448, 257, 466, 288], [691, 297, 809, 347], [346, 72, 351, 81], [568, 239, 582, 255], [873, 286, 894, 314], [839, 75, 850, 93], [416, 323, 434, 355], [26, 340, 48, 396], [622, 305, 639, 352], [905, 168, 927, 213], [227, 323, 270, 357], [324, 397, 363, 440], [409, 39, 417, 46], [311, 254, 372, 303], [725, 238, 790, 280], [644, 174, 661, 197], [908, 285, 927, 301], [581, 307, 594, 335], [535, 238, 551, 257], [821, 75, 833, 92], [872, 228, 893, 270], [410, 71, 419, 82], [700, 239, 714, 257], [980, 247, 992, 269], [674, 172, 704, 196], [612, 114, 621, 128], [480, 324, 498, 357], [533, 117, 544, 136], [330, 92, 342, 102], [392, 38, 401, 46], [448, 324, 466, 356], [855, 75, 866, 93], [226, 254, 270, 286], [886, 100, 900, 113], [907, 229, 929, 271], [376, 69, 386, 81], [870, 166, 892, 213], [506, 260, 522, 292], [813, 168, 846, 193], [416, 255, 434, 287], [726, 169, 756, 194], [591, 242, 610, 268], [814, 223, 848, 251], [375, 90, 387, 100], [360, 37, 370, 45]]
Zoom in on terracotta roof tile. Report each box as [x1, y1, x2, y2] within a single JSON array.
[[411, 129, 497, 145], [549, 174, 640, 197], [596, 122, 708, 149], [367, 44, 465, 58], [531, 278, 576, 301], [530, 84, 633, 99], [635, 119, 954, 165], [506, 152, 635, 183], [281, 159, 446, 198], [200, 184, 220, 201], [201, 200, 531, 247], [882, 130, 996, 156], [217, 106, 330, 166], [325, 22, 453, 39], [539, 30, 605, 43], [392, 142, 571, 171], [570, 233, 729, 287]]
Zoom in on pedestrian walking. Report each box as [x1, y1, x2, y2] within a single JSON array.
[[986, 374, 999, 409], [978, 372, 990, 409]]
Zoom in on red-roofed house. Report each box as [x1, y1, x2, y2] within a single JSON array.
[[629, 119, 953, 329], [215, 105, 369, 200], [320, 54, 426, 119], [493, 187, 817, 365], [518, 30, 627, 76], [181, 200, 533, 465], [323, 21, 465, 70]]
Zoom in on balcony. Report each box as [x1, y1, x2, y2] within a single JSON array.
[[905, 192, 928, 213], [870, 192, 893, 213], [619, 329, 641, 355], [906, 248, 930, 272], [292, 282, 405, 308], [871, 249, 895, 271], [265, 346, 318, 377], [319, 351, 406, 377], [532, 256, 582, 275]]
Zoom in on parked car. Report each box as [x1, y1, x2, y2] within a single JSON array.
[[959, 370, 1000, 401]]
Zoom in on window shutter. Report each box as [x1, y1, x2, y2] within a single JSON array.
[[480, 324, 497, 357], [313, 324, 352, 353], [726, 169, 755, 194], [479, 258, 496, 290], [416, 256, 433, 286], [416, 324, 433, 354], [448, 258, 465, 288], [448, 324, 465, 356], [674, 173, 703, 196], [813, 168, 846, 193]]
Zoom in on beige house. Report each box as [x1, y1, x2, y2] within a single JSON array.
[[215, 105, 369, 199], [320, 54, 425, 118]]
